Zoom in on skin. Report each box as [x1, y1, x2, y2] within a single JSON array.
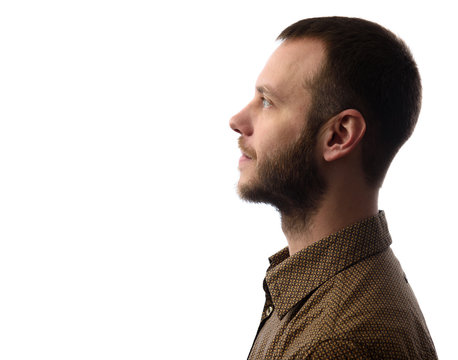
[[230, 38, 379, 256]]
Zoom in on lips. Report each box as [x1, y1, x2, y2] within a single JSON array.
[[242, 152, 252, 160], [240, 153, 252, 161], [238, 138, 256, 160]]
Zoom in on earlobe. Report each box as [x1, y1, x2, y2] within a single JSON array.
[[322, 109, 366, 162]]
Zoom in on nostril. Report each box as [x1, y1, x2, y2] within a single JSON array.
[[229, 118, 242, 134], [230, 107, 252, 136]]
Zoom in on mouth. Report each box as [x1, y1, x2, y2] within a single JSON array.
[[241, 152, 252, 160], [238, 150, 254, 167], [238, 138, 256, 161]]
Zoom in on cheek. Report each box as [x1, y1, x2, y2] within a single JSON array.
[[258, 123, 303, 158]]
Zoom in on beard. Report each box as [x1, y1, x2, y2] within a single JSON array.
[[237, 121, 327, 231]]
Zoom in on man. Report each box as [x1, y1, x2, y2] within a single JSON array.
[[229, 17, 437, 359]]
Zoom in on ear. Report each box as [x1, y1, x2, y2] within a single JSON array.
[[320, 109, 366, 162]]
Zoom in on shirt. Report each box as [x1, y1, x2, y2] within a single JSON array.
[[248, 211, 437, 359]]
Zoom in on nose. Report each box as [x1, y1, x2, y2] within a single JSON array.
[[229, 105, 253, 137]]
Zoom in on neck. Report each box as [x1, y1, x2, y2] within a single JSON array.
[[281, 187, 379, 256]]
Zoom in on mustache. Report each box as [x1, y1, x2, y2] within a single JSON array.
[[238, 137, 257, 160]]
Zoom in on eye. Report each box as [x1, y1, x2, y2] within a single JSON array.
[[262, 97, 272, 108]]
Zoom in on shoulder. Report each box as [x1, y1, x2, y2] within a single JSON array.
[[303, 339, 370, 359], [283, 250, 437, 358], [289, 338, 436, 360]]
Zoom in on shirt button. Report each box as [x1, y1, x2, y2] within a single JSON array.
[[265, 305, 273, 317]]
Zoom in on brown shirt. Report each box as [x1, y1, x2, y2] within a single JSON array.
[[248, 211, 437, 359]]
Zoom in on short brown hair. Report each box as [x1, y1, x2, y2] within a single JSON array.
[[278, 17, 422, 187]]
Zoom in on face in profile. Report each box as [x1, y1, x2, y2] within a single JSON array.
[[230, 38, 328, 217]]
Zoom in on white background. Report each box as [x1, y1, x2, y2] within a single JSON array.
[[0, 0, 456, 359]]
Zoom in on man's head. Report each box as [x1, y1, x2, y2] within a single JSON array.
[[230, 17, 421, 218]]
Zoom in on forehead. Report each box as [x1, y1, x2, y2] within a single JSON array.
[[256, 38, 326, 99]]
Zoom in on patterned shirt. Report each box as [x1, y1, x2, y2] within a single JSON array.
[[248, 211, 437, 359]]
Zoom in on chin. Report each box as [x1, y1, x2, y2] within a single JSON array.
[[237, 179, 272, 205]]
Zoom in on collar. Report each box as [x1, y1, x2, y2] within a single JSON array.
[[265, 211, 392, 320]]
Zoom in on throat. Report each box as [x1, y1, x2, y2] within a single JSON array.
[[280, 209, 318, 255]]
